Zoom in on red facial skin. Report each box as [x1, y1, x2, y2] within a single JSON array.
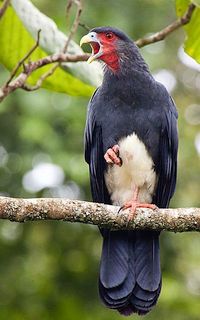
[[95, 32, 120, 72]]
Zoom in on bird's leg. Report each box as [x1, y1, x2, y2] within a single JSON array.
[[121, 186, 157, 222], [104, 144, 122, 166]]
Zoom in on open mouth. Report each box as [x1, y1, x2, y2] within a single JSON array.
[[87, 41, 102, 63], [90, 41, 101, 55], [80, 34, 103, 63]]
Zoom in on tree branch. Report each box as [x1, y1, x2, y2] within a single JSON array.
[[0, 2, 196, 101], [135, 3, 196, 48], [64, 0, 83, 52], [78, 22, 90, 31], [5, 30, 41, 87], [0, 197, 199, 232], [0, 52, 89, 102], [0, 0, 10, 19], [21, 0, 83, 92]]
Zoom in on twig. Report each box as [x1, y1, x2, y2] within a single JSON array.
[[0, 197, 200, 232], [0, 53, 89, 102], [22, 63, 59, 91], [79, 22, 90, 31], [63, 0, 83, 53], [24, 0, 83, 92], [0, 0, 10, 19], [0, 0, 84, 96], [5, 30, 41, 86], [65, 0, 73, 26], [0, 2, 196, 100], [135, 3, 196, 48]]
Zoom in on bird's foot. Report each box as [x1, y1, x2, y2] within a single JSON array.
[[120, 200, 157, 222], [104, 144, 122, 166]]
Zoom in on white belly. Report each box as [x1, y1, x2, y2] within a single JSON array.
[[105, 133, 157, 206]]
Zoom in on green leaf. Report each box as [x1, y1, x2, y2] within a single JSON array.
[[11, 0, 102, 87], [192, 0, 200, 8], [0, 6, 94, 97], [176, 0, 200, 63]]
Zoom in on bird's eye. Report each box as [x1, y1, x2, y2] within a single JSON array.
[[106, 32, 113, 39]]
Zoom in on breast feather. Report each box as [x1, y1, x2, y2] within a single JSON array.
[[105, 133, 157, 205]]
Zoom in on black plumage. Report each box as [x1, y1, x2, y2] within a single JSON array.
[[83, 27, 178, 315]]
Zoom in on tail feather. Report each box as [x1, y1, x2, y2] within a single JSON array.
[[132, 283, 161, 301], [99, 230, 161, 316], [135, 232, 161, 291], [106, 235, 136, 301], [99, 280, 131, 308], [118, 304, 135, 316], [130, 283, 161, 309], [100, 231, 129, 289]]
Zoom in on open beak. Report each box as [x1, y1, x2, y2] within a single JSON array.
[[80, 32, 103, 63]]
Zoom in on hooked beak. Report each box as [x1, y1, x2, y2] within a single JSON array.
[[80, 32, 103, 63]]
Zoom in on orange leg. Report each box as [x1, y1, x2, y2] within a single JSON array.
[[104, 144, 122, 166], [121, 186, 157, 222]]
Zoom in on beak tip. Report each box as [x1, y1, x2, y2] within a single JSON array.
[[87, 58, 92, 64], [80, 34, 90, 47], [79, 39, 84, 47]]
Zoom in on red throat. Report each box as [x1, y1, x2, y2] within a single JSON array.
[[101, 52, 120, 72]]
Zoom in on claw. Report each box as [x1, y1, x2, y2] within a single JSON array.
[[104, 144, 122, 166], [121, 200, 157, 225]]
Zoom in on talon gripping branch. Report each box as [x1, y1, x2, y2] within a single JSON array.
[[80, 27, 178, 316]]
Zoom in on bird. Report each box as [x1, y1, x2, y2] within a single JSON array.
[[80, 27, 178, 316]]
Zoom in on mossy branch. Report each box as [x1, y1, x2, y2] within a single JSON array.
[[0, 197, 199, 232]]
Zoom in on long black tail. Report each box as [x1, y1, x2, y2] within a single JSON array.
[[99, 230, 161, 316]]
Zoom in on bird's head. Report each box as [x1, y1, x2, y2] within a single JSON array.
[[80, 27, 133, 73]]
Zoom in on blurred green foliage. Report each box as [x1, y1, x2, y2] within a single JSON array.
[[0, 1, 200, 320], [0, 6, 94, 96], [176, 0, 200, 63]]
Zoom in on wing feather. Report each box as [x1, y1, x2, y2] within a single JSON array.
[[153, 96, 178, 208]]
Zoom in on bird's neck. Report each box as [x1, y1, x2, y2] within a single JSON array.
[[101, 53, 154, 103], [103, 44, 151, 79], [102, 61, 152, 89]]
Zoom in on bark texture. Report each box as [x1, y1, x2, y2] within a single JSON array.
[[0, 197, 199, 232]]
